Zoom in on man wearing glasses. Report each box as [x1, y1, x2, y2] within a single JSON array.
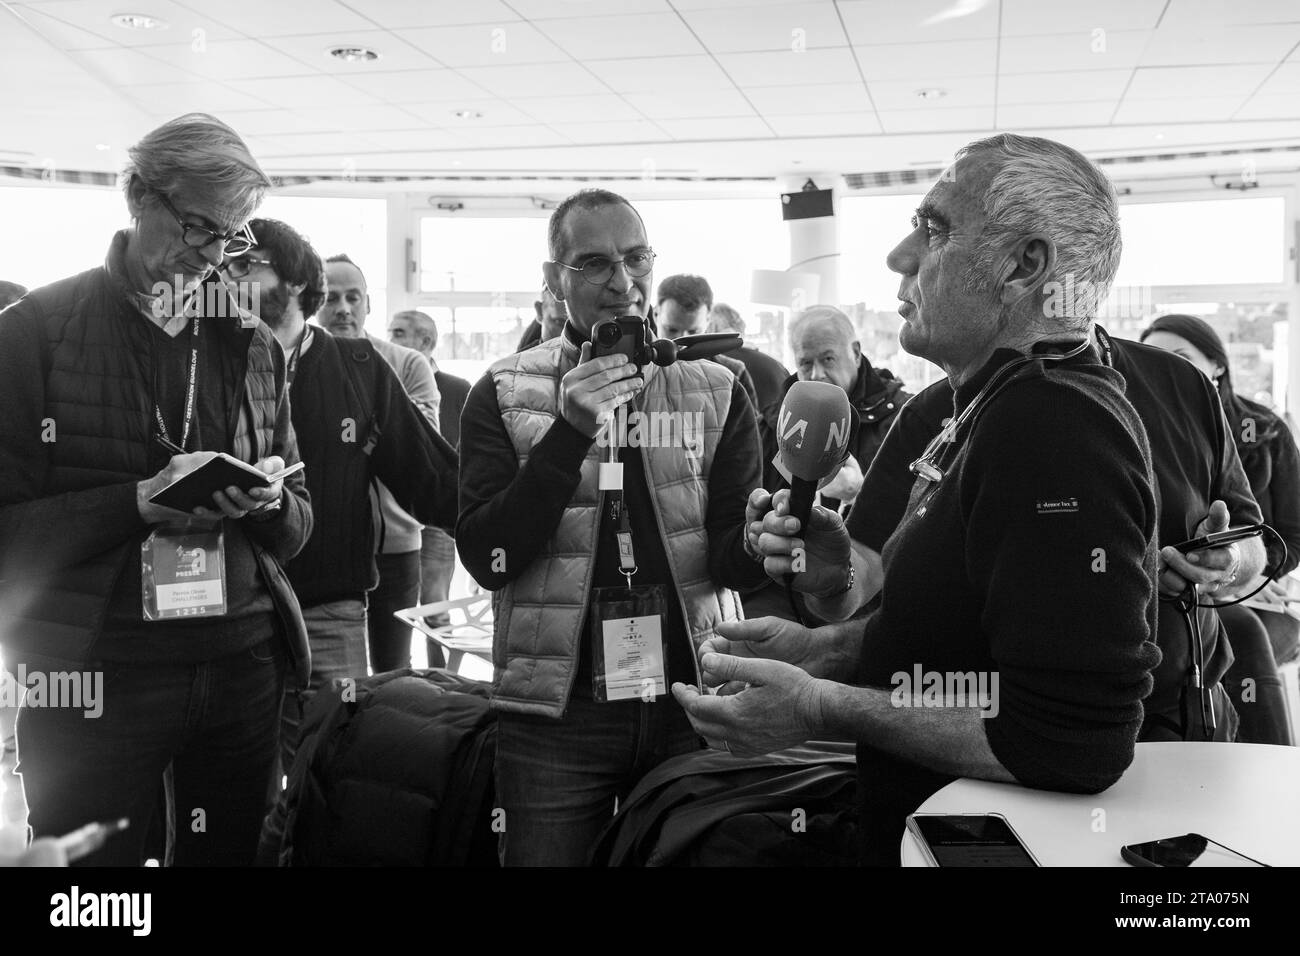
[[457, 188, 767, 866], [0, 114, 312, 865]]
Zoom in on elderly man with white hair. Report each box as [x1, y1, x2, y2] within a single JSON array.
[[0, 114, 312, 865], [673, 133, 1167, 865]]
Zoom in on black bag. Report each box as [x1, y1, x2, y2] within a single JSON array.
[[279, 668, 499, 867], [590, 742, 859, 866]]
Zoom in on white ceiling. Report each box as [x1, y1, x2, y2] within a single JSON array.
[[1, 0, 1299, 185]]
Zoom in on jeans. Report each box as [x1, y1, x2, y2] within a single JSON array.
[[1219, 603, 1293, 745], [420, 527, 457, 667], [494, 692, 702, 866], [257, 597, 369, 865], [16, 637, 285, 866], [368, 550, 421, 673]]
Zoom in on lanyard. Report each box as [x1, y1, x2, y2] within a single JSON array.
[[605, 436, 638, 586], [286, 324, 310, 386], [153, 315, 201, 453]]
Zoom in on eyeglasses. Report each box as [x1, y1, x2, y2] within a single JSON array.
[[153, 191, 254, 258], [223, 256, 273, 279], [550, 250, 655, 285]]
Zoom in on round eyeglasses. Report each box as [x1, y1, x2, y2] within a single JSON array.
[[549, 250, 655, 285], [154, 191, 254, 258]]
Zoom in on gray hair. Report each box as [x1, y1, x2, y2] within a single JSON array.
[[394, 308, 437, 348], [122, 113, 271, 227], [708, 303, 745, 335], [957, 133, 1121, 323], [789, 304, 856, 352]]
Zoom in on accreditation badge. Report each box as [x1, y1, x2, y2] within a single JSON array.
[[589, 585, 668, 703], [141, 528, 227, 620]]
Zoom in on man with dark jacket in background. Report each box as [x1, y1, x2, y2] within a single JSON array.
[[657, 273, 761, 415], [0, 114, 312, 866], [707, 302, 789, 425], [223, 220, 459, 863]]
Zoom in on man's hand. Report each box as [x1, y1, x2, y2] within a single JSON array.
[[749, 488, 853, 598], [193, 456, 288, 523], [559, 341, 644, 438], [700, 616, 855, 685], [818, 454, 863, 504], [671, 654, 827, 757], [1159, 500, 1246, 597], [136, 451, 217, 524]]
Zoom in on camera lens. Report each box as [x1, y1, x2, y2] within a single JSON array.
[[596, 323, 620, 345]]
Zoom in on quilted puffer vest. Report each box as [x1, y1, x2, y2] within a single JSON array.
[[0, 257, 280, 667], [489, 334, 744, 717]]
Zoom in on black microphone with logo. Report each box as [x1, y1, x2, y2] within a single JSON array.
[[769, 380, 857, 622]]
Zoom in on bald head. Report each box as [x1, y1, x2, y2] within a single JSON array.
[[790, 305, 861, 393]]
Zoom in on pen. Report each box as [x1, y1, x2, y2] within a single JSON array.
[[154, 434, 186, 456]]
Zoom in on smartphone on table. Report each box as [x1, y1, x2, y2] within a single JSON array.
[[906, 813, 1039, 867]]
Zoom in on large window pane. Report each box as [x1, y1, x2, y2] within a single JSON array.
[[0, 184, 129, 289], [1113, 196, 1287, 288], [420, 217, 547, 294]]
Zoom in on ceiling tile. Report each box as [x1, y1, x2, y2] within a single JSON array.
[[1113, 96, 1247, 122], [140, 38, 321, 80], [716, 47, 861, 86], [680, 2, 850, 52], [657, 115, 773, 138], [288, 104, 435, 131], [208, 109, 337, 136], [226, 75, 380, 108], [838, 0, 1000, 44], [247, 131, 381, 158], [334, 0, 519, 27], [401, 22, 569, 67], [9, 5, 140, 50], [510, 0, 672, 16], [269, 31, 439, 73], [549, 120, 671, 143], [855, 39, 997, 80], [337, 69, 495, 103], [196, 0, 374, 37], [1233, 93, 1300, 119], [999, 0, 1166, 36], [366, 129, 471, 151], [458, 61, 607, 98], [877, 106, 994, 133], [446, 125, 573, 147], [868, 76, 995, 110], [671, 0, 820, 7], [1140, 23, 1300, 65], [1125, 64, 1274, 98], [72, 46, 203, 85], [533, 12, 704, 59], [998, 69, 1133, 104], [996, 101, 1117, 128], [1159, 0, 1300, 30], [117, 81, 274, 113], [764, 112, 881, 135], [623, 88, 760, 118], [12, 0, 241, 47], [583, 55, 735, 92], [507, 94, 636, 123], [1255, 62, 1300, 95], [404, 99, 539, 127], [745, 82, 872, 114], [1000, 30, 1149, 73]]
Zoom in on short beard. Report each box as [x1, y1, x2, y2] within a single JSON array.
[[257, 280, 292, 328]]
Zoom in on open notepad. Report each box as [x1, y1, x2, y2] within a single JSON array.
[[148, 454, 304, 513]]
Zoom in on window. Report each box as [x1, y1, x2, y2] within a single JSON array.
[[420, 217, 548, 295], [0, 184, 129, 289]]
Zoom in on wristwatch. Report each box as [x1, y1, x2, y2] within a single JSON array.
[[819, 562, 855, 600]]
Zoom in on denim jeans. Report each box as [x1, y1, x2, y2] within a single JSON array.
[[494, 692, 702, 866], [16, 636, 285, 866], [257, 597, 368, 865], [369, 550, 420, 673], [420, 527, 457, 667]]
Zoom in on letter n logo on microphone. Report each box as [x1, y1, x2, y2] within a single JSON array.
[[825, 417, 848, 453]]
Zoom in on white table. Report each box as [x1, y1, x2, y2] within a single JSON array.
[[901, 742, 1300, 866]]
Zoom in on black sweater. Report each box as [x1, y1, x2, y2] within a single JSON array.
[[285, 330, 458, 607], [854, 347, 1162, 864], [457, 344, 767, 690]]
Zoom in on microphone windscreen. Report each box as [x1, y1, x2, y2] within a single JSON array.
[[772, 380, 854, 484]]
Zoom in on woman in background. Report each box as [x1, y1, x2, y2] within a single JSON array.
[[1142, 313, 1300, 745]]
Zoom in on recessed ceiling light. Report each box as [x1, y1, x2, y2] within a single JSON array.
[[452, 109, 483, 120], [1154, 132, 1165, 140], [110, 13, 168, 30], [451, 159, 462, 166], [916, 88, 947, 100], [95, 143, 111, 151], [329, 46, 381, 63]]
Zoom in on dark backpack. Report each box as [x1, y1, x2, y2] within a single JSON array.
[[279, 668, 499, 867]]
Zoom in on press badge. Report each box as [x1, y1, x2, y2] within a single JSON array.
[[589, 585, 668, 702], [141, 528, 227, 620]]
